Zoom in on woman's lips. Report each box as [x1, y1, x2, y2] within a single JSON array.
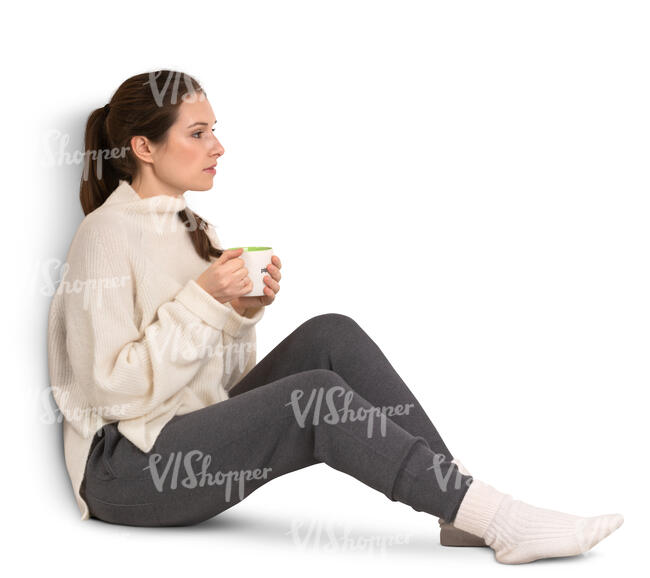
[[203, 165, 216, 174]]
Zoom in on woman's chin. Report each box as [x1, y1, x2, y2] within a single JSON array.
[[192, 177, 216, 191]]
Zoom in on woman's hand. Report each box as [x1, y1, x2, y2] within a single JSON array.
[[231, 255, 282, 316], [195, 248, 253, 303]]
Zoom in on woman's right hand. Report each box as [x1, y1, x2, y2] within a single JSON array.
[[195, 248, 253, 304]]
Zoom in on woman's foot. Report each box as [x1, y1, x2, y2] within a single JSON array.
[[452, 479, 624, 564]]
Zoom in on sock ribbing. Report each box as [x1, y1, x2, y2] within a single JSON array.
[[452, 479, 508, 536]]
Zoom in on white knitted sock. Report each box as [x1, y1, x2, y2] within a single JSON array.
[[452, 479, 624, 564]]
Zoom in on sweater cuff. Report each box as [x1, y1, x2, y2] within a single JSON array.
[[175, 279, 264, 338]]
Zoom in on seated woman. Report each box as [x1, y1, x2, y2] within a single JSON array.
[[47, 69, 623, 565]]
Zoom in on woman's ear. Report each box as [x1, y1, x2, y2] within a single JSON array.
[[130, 135, 155, 165]]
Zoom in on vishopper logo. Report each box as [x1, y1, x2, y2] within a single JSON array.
[[573, 515, 616, 554], [34, 256, 130, 311], [222, 340, 257, 376], [285, 517, 411, 555], [149, 208, 212, 236], [116, 529, 134, 542], [36, 386, 137, 432], [40, 129, 130, 180], [426, 453, 473, 492], [143, 71, 206, 107], [142, 450, 272, 502], [145, 323, 256, 371], [285, 385, 415, 439]]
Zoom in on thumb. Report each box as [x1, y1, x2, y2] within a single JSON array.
[[216, 247, 244, 264]]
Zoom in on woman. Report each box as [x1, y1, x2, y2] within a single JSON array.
[[47, 70, 623, 564]]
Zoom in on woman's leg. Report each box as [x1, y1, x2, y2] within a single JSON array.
[[81, 368, 473, 527], [230, 313, 455, 459]]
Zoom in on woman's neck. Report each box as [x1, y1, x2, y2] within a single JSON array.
[[131, 174, 185, 200]]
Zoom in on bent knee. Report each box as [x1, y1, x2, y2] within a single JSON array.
[[305, 368, 348, 387], [281, 369, 352, 396], [300, 312, 359, 334]]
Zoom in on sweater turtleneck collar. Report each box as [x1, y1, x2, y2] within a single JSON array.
[[105, 179, 188, 214]]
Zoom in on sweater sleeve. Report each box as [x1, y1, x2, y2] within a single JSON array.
[[222, 324, 260, 394], [62, 225, 262, 421]]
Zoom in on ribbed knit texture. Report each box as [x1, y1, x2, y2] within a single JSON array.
[[452, 479, 624, 564], [47, 180, 264, 520]]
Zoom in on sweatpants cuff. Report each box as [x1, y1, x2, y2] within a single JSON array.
[[387, 435, 430, 502]]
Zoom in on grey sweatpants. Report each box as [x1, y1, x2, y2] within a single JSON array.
[[80, 313, 474, 526]]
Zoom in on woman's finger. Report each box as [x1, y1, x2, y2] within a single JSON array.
[[264, 275, 280, 293], [263, 286, 276, 302], [267, 263, 281, 282]]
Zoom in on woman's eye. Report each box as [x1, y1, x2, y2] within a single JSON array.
[[192, 128, 216, 139]]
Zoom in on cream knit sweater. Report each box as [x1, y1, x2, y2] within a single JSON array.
[[47, 180, 264, 520]]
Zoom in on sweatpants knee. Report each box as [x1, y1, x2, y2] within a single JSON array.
[[300, 312, 360, 335], [303, 368, 351, 391], [281, 369, 354, 428]]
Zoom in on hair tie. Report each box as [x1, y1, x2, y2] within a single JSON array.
[[102, 103, 111, 116]]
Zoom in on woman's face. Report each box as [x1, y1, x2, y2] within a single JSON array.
[[140, 95, 224, 193]]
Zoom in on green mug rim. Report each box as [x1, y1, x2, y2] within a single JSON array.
[[225, 246, 272, 252]]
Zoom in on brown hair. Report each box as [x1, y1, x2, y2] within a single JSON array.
[[79, 69, 223, 262]]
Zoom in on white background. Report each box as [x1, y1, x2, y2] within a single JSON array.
[[2, 0, 648, 575]]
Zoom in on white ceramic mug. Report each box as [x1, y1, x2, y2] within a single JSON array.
[[226, 246, 274, 297]]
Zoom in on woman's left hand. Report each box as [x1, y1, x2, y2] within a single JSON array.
[[230, 254, 282, 315]]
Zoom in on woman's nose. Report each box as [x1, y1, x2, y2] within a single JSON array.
[[212, 136, 225, 156]]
